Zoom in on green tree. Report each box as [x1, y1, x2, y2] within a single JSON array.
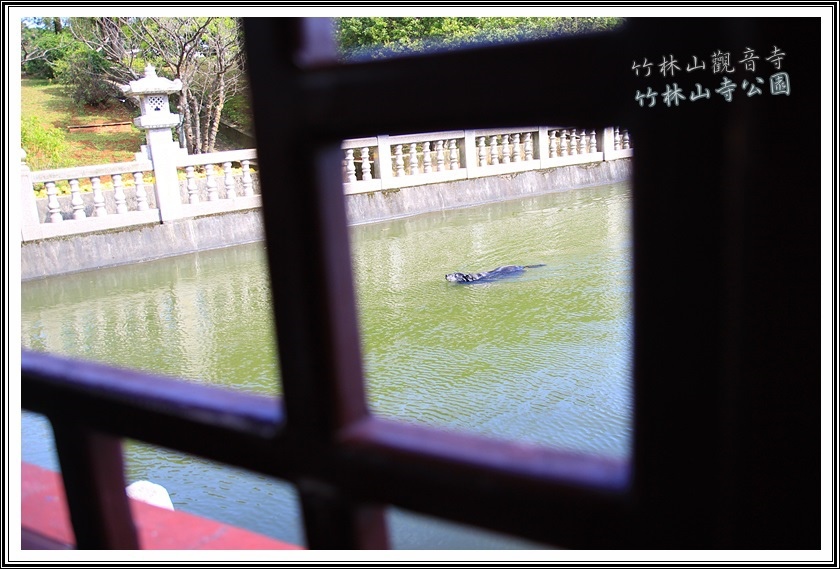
[[20, 18, 75, 79], [67, 17, 143, 85], [66, 16, 246, 154], [140, 17, 245, 154], [51, 42, 118, 107], [335, 17, 624, 60]]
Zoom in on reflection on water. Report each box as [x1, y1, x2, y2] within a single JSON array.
[[21, 244, 281, 393], [21, 181, 632, 548]]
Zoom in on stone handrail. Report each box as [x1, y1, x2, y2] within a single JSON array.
[[21, 155, 161, 241], [173, 148, 260, 218], [340, 126, 632, 195], [20, 127, 631, 243], [20, 148, 262, 242]]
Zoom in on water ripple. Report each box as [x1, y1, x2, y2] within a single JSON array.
[[21, 182, 633, 546], [356, 183, 633, 458]]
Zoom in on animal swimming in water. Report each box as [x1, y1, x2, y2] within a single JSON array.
[[445, 264, 546, 284]]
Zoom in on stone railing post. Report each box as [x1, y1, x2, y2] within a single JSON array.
[[122, 65, 184, 223], [142, 129, 183, 223], [374, 135, 393, 182], [20, 149, 41, 239], [601, 127, 615, 158], [537, 127, 551, 164], [462, 130, 477, 175]]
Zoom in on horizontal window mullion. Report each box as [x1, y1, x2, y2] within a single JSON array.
[[21, 350, 290, 475], [296, 35, 627, 140], [330, 418, 634, 548]]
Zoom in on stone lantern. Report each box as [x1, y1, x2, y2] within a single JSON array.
[[121, 64, 184, 222], [122, 64, 182, 134]]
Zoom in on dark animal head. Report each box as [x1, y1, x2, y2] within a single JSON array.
[[446, 272, 469, 283]]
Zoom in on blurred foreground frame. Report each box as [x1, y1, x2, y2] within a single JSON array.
[[243, 16, 821, 550], [21, 16, 821, 550]]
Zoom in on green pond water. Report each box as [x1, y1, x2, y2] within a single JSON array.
[[21, 181, 633, 549]]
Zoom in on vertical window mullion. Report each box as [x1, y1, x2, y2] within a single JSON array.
[[298, 480, 390, 549], [243, 18, 387, 549], [50, 421, 139, 549]]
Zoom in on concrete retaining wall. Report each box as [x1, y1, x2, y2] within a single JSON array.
[[21, 159, 631, 281], [22, 209, 265, 281], [346, 158, 631, 225]]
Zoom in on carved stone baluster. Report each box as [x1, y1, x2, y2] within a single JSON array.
[[241, 160, 254, 196], [524, 132, 534, 161], [448, 139, 459, 170], [422, 142, 432, 173], [186, 166, 199, 203], [614, 127, 621, 151], [345, 148, 357, 182], [46, 182, 62, 222], [435, 140, 445, 171], [490, 136, 499, 165], [205, 164, 218, 201], [589, 130, 598, 153], [134, 172, 149, 210], [511, 133, 521, 162], [570, 129, 578, 155], [477, 136, 487, 167], [560, 129, 569, 157], [501, 135, 511, 163], [549, 130, 558, 158], [69, 179, 85, 220], [579, 131, 587, 155], [113, 174, 127, 214], [408, 143, 419, 175], [360, 149, 372, 181], [224, 162, 236, 199], [394, 145, 405, 176], [622, 129, 631, 149], [92, 177, 106, 216]]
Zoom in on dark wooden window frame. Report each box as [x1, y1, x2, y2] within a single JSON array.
[[21, 17, 822, 551]]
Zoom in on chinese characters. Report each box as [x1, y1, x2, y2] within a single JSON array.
[[632, 46, 790, 108]]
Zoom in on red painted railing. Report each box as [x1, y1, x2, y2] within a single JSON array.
[[21, 462, 301, 550]]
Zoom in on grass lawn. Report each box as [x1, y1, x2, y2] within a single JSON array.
[[21, 76, 147, 169], [21, 76, 244, 171]]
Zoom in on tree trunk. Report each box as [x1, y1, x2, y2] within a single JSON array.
[[191, 96, 203, 154], [206, 73, 226, 153], [95, 18, 127, 66], [178, 88, 195, 154]]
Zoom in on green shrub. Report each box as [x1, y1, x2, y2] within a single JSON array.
[[21, 116, 72, 171], [221, 92, 253, 131], [22, 30, 76, 79], [52, 44, 117, 107]]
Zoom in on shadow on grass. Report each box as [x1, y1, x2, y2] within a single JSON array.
[[23, 77, 145, 167]]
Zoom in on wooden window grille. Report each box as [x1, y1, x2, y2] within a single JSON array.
[[21, 17, 820, 550]]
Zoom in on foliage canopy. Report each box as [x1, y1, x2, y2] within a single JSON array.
[[335, 17, 625, 60]]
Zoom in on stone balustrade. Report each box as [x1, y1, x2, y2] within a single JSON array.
[[20, 127, 630, 243], [21, 155, 160, 241], [174, 148, 260, 216], [341, 126, 632, 194], [20, 148, 261, 242]]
